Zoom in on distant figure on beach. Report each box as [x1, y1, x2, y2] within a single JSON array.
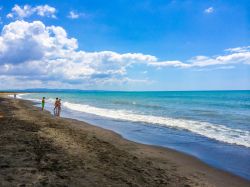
[[14, 94, 16, 99], [54, 98, 59, 116], [58, 99, 62, 117], [42, 97, 45, 110]]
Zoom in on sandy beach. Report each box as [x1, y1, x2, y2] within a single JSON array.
[[0, 95, 249, 186]]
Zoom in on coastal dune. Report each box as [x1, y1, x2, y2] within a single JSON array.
[[0, 96, 249, 186]]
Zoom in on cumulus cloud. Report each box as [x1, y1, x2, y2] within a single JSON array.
[[6, 4, 56, 19], [0, 21, 77, 64], [204, 7, 214, 14], [0, 20, 249, 89], [0, 20, 157, 87]]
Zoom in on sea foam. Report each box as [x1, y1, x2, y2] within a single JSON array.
[[63, 101, 250, 148]]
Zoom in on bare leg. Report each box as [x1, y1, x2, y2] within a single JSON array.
[[58, 108, 61, 117], [54, 107, 57, 116]]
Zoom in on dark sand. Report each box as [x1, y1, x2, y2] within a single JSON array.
[[0, 95, 249, 186]]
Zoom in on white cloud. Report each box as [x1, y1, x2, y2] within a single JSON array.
[[68, 10, 89, 19], [7, 4, 56, 19], [0, 21, 77, 64], [216, 66, 235, 70], [204, 7, 214, 14], [68, 11, 80, 19], [0, 20, 157, 87], [0, 20, 249, 89], [194, 66, 235, 72], [148, 60, 189, 68], [35, 5, 56, 18], [148, 50, 250, 68], [225, 46, 250, 53]]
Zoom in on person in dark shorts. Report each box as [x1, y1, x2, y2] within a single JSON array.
[[54, 98, 59, 116], [58, 99, 62, 117]]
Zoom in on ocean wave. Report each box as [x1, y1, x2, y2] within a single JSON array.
[[63, 101, 250, 148], [112, 100, 164, 109], [17, 93, 30, 99], [19, 95, 55, 103], [8, 93, 29, 98]]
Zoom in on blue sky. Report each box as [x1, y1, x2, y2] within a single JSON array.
[[0, 0, 249, 90]]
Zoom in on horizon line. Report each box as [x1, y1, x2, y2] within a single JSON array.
[[1, 88, 250, 93]]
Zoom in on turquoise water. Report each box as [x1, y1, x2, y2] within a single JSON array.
[[19, 90, 250, 180]]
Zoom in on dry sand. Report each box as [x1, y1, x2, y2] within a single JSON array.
[[0, 95, 249, 186]]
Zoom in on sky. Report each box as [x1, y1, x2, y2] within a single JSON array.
[[0, 0, 249, 91]]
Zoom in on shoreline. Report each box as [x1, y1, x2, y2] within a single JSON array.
[[0, 95, 249, 186]]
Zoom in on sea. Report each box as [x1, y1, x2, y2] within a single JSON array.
[[17, 90, 250, 180]]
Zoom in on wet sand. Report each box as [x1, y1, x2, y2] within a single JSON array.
[[0, 95, 249, 186]]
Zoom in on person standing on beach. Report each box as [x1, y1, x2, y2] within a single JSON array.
[[42, 97, 45, 110], [54, 98, 59, 116], [58, 99, 62, 117]]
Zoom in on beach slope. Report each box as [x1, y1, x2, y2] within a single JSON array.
[[0, 96, 249, 186]]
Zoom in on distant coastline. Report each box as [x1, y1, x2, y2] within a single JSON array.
[[1, 89, 250, 93]]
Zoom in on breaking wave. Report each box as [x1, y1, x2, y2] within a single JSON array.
[[62, 101, 250, 148]]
